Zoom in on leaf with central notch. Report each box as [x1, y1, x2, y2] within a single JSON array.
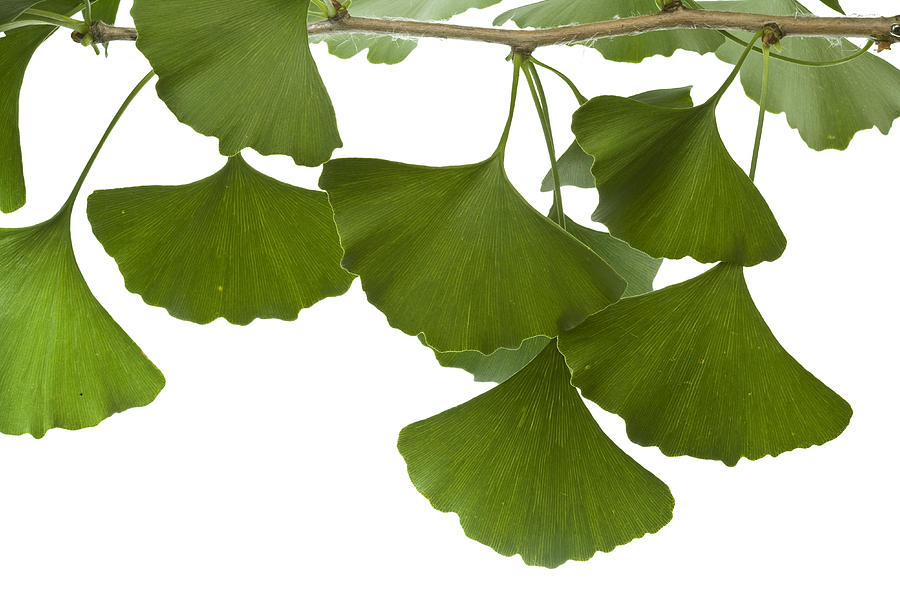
[[320, 155, 626, 354]]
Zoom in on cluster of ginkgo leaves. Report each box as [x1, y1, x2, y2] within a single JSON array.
[[1, 0, 899, 568]]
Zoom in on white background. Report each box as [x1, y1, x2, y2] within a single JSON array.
[[1, 1, 898, 597]]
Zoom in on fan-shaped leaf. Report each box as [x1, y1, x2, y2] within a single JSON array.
[[703, 0, 900, 150], [319, 155, 626, 354], [425, 208, 660, 382], [91, 0, 120, 25], [1, 0, 105, 212], [558, 263, 852, 466], [572, 95, 786, 265], [132, 0, 341, 166], [0, 205, 165, 438], [494, 0, 723, 63], [308, 0, 502, 65], [87, 154, 353, 326], [398, 342, 674, 567], [541, 86, 694, 191]]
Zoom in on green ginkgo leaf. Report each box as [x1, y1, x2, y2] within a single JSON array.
[[425, 209, 660, 383], [541, 86, 694, 191], [558, 263, 852, 466], [87, 154, 353, 326], [572, 94, 786, 265], [703, 0, 900, 150], [308, 0, 502, 65], [91, 0, 120, 24], [494, 0, 723, 63], [0, 205, 165, 438], [320, 155, 626, 354], [0, 0, 41, 23], [132, 0, 341, 166], [398, 342, 674, 568]]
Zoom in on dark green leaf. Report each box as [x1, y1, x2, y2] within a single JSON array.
[[541, 86, 694, 191], [91, 0, 120, 24], [398, 342, 674, 567], [0, 1, 41, 23], [494, 0, 723, 63], [572, 95, 786, 265], [558, 263, 852, 466], [87, 154, 353, 325], [308, 0, 502, 65], [0, 206, 165, 438], [424, 209, 660, 383], [0, 0, 91, 213], [704, 0, 900, 150], [319, 155, 626, 354], [132, 0, 341, 166]]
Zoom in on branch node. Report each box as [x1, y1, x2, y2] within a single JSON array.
[[761, 23, 784, 46], [661, 0, 684, 13]]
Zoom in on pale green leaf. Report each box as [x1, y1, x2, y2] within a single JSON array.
[[541, 86, 694, 191], [558, 263, 852, 466], [399, 342, 674, 567], [0, 206, 165, 438], [494, 0, 723, 63], [309, 0, 502, 64], [87, 154, 353, 326], [704, 0, 900, 150], [422, 334, 550, 384], [132, 0, 341, 166], [319, 155, 626, 354], [817, 0, 844, 13], [572, 95, 786, 265]]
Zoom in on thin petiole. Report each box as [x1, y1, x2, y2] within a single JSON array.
[[529, 57, 588, 105], [495, 57, 522, 158], [708, 29, 765, 105], [63, 70, 156, 214], [749, 43, 771, 181], [720, 31, 875, 67], [523, 61, 565, 230], [1, 19, 55, 34], [23, 8, 86, 30]]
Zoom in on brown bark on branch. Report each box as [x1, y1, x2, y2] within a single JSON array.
[[84, 7, 900, 51]]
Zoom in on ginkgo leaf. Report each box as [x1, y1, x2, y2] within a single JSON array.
[[494, 0, 723, 63], [320, 155, 626, 354], [91, 0, 120, 24], [558, 263, 852, 466], [87, 154, 353, 326], [572, 95, 786, 265], [541, 86, 694, 191], [0, 205, 165, 438], [132, 0, 341, 166], [0, 0, 41, 23], [425, 209, 660, 383], [398, 342, 674, 568], [703, 0, 900, 150], [308, 0, 502, 65], [1, 0, 101, 212]]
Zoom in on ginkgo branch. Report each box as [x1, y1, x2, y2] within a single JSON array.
[[81, 6, 900, 51]]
